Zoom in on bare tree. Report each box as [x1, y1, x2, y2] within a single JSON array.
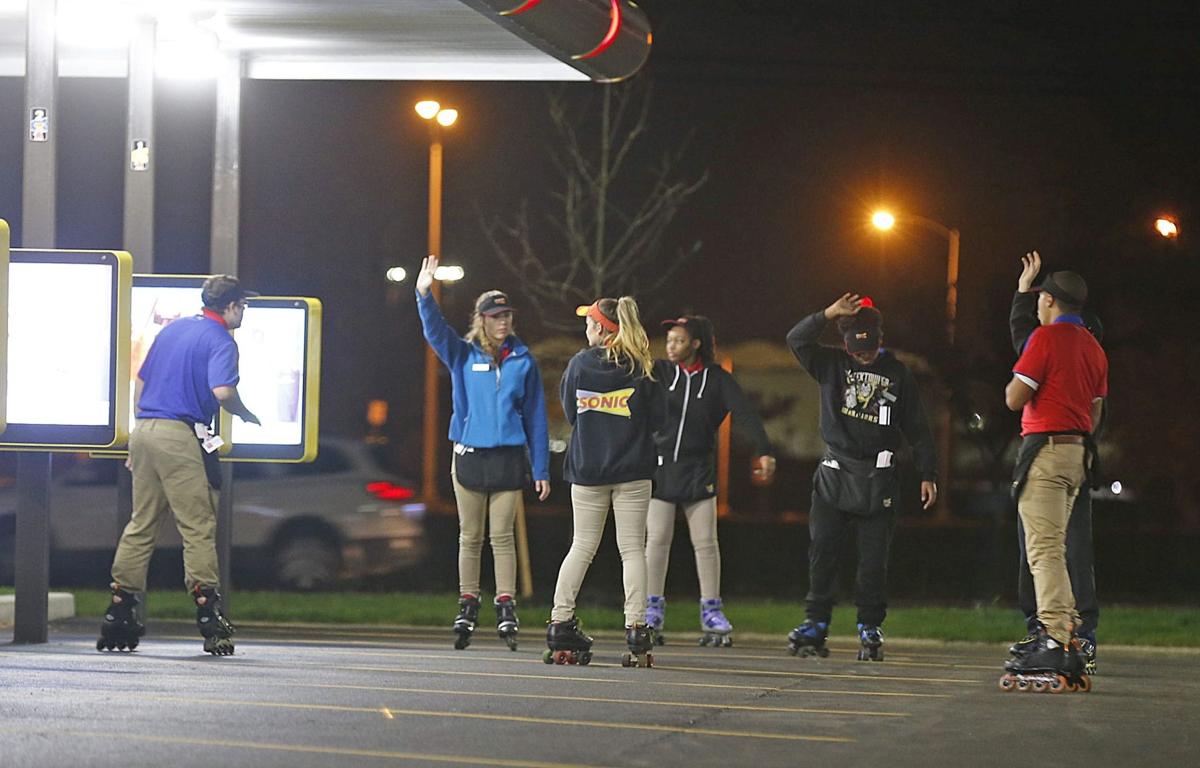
[[479, 80, 708, 330]]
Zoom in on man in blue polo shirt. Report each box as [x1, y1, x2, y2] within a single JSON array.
[[1001, 258, 1107, 688], [98, 275, 260, 657]]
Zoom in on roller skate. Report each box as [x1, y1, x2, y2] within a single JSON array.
[[193, 585, 235, 656], [622, 623, 655, 668], [998, 628, 1091, 693], [96, 584, 145, 652], [856, 623, 884, 661], [1077, 631, 1097, 676], [1008, 625, 1040, 658], [543, 616, 594, 665], [645, 595, 666, 645], [787, 619, 829, 658], [698, 598, 733, 647], [494, 595, 519, 651], [453, 594, 480, 650]]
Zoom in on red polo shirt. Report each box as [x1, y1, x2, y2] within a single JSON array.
[[1013, 318, 1108, 436]]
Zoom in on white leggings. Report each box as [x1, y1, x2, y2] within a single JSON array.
[[645, 496, 721, 600], [551, 480, 652, 626]]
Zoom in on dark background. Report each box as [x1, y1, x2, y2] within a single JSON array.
[[1, 1, 1198, 597]]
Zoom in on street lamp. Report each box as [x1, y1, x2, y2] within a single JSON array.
[[872, 208, 960, 520], [415, 99, 459, 504], [1155, 216, 1179, 239]]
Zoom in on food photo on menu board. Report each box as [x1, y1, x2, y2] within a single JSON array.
[[230, 303, 305, 447], [129, 285, 203, 428]]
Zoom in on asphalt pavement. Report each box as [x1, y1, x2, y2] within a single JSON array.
[[2, 618, 1197, 767]]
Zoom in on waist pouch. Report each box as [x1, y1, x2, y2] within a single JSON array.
[[177, 419, 222, 491], [654, 457, 716, 503], [813, 457, 897, 516], [454, 444, 527, 492]]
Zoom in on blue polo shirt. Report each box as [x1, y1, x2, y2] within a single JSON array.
[[136, 314, 240, 424]]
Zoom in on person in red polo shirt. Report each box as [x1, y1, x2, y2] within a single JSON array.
[[1001, 259, 1107, 690]]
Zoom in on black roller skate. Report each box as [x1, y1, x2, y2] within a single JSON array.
[[1078, 631, 1097, 676], [999, 628, 1091, 693], [453, 594, 480, 650], [787, 619, 829, 658], [543, 616, 594, 665], [193, 585, 235, 656], [646, 595, 666, 645], [96, 584, 145, 652], [856, 623, 884, 661], [494, 595, 519, 651], [698, 598, 733, 647], [622, 623, 655, 668], [1008, 625, 1040, 658]]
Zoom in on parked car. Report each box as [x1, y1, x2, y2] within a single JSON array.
[[0, 436, 425, 590]]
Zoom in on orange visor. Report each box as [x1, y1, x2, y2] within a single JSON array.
[[586, 301, 619, 334]]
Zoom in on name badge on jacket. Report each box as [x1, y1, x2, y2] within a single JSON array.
[[472, 363, 490, 372]]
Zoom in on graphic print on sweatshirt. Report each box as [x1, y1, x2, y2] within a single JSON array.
[[576, 387, 635, 417], [840, 369, 897, 425]]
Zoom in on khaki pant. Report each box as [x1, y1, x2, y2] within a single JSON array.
[[1018, 442, 1086, 644], [111, 419, 221, 592], [551, 480, 651, 626], [645, 497, 721, 599], [451, 454, 519, 597]]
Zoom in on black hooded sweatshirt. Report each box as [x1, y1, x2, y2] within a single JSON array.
[[651, 359, 771, 502], [560, 346, 666, 486], [786, 311, 938, 481]]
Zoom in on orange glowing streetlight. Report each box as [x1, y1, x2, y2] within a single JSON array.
[[1155, 216, 1179, 239], [415, 99, 461, 504]]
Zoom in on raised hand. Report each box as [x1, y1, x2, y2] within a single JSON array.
[[1018, 251, 1041, 293], [823, 293, 863, 320], [415, 254, 440, 297]]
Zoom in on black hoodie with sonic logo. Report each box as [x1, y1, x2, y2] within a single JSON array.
[[560, 346, 666, 486]]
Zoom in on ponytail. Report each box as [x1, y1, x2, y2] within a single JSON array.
[[595, 296, 654, 380]]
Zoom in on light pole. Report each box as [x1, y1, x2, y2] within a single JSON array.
[[872, 209, 959, 520], [415, 100, 459, 504]]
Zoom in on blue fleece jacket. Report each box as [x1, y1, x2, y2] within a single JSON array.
[[416, 290, 550, 481]]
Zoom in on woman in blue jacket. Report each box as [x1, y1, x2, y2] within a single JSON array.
[[416, 255, 550, 651]]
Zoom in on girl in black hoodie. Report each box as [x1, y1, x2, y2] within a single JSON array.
[[546, 297, 665, 666], [645, 316, 775, 647]]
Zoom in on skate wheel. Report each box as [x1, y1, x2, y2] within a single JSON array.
[[1077, 676, 1092, 693], [998, 674, 1016, 692], [644, 653, 654, 668], [554, 650, 571, 665], [621, 652, 634, 667], [578, 651, 592, 666], [128, 639, 139, 651], [654, 633, 665, 646], [1016, 677, 1032, 692], [96, 639, 105, 652], [1048, 675, 1068, 694], [542, 649, 554, 664], [453, 633, 471, 650], [698, 636, 709, 647], [721, 636, 732, 648], [1031, 679, 1048, 693]]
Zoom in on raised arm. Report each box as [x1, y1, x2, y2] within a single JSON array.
[[414, 255, 470, 368], [1010, 251, 1041, 354], [786, 293, 862, 377]]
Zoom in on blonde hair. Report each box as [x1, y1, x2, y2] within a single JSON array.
[[465, 290, 510, 359], [595, 297, 654, 380]]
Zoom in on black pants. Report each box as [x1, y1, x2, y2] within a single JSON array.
[[1017, 491, 1099, 636], [805, 493, 897, 627]]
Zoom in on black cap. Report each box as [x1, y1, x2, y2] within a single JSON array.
[[1036, 271, 1088, 306], [477, 291, 514, 316], [201, 275, 258, 309], [837, 305, 883, 353]]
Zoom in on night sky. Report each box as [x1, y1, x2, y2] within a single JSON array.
[[1, 1, 1197, 509]]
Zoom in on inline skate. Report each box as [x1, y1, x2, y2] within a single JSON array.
[[96, 584, 145, 652], [787, 619, 829, 658], [645, 595, 666, 645], [622, 623, 655, 668], [998, 628, 1091, 693], [494, 595, 519, 651], [698, 598, 733, 647], [193, 585, 235, 656], [453, 594, 480, 650], [856, 623, 884, 661], [544, 616, 594, 665]]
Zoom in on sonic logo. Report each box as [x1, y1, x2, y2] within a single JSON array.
[[576, 387, 634, 417]]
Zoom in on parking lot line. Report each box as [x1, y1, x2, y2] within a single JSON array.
[[120, 692, 856, 743], [0, 728, 615, 768]]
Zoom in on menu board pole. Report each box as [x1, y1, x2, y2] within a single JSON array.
[[12, 453, 51, 643]]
